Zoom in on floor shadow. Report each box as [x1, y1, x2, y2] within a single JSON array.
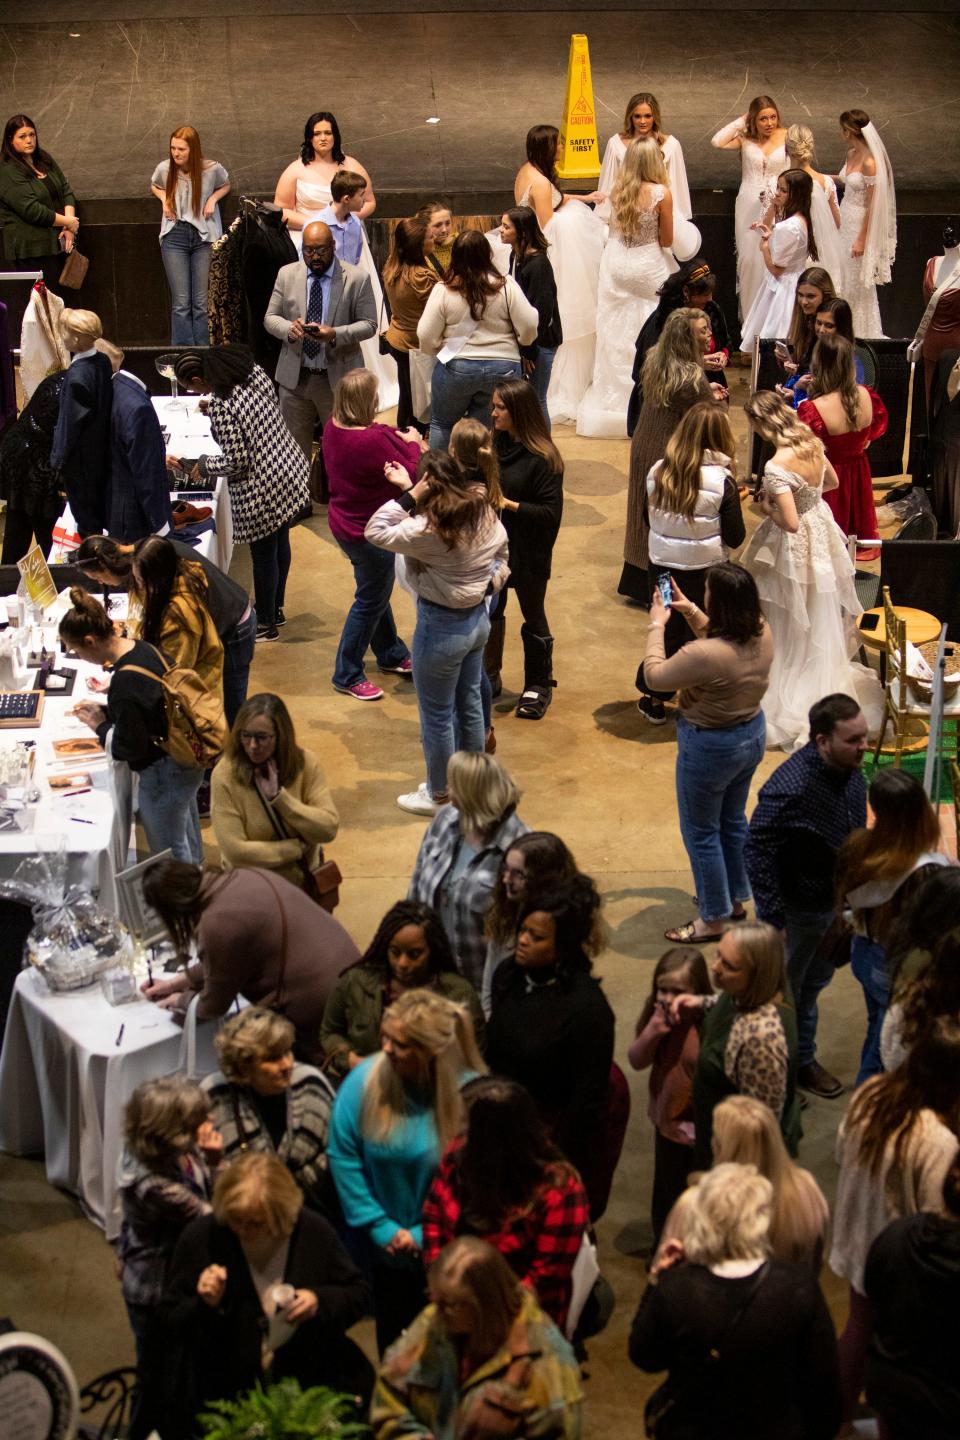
[[593, 700, 677, 744]]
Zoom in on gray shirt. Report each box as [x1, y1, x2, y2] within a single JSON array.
[[151, 158, 229, 242]]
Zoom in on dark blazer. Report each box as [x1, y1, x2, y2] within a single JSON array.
[[108, 372, 172, 541], [0, 157, 75, 260], [159, 1209, 373, 1439], [50, 351, 113, 536]]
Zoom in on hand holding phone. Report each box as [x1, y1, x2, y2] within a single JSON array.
[[657, 573, 673, 609]]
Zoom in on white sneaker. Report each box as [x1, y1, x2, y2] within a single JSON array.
[[397, 783, 439, 817]]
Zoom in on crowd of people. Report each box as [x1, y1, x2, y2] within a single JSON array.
[[3, 90, 955, 1440]]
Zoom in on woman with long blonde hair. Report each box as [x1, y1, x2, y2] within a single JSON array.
[[327, 988, 486, 1350], [711, 1095, 830, 1268], [598, 91, 692, 221], [578, 137, 674, 439], [741, 390, 882, 749], [150, 126, 230, 344], [621, 307, 726, 602]]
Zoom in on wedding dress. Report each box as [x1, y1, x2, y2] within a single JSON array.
[[735, 139, 787, 321], [739, 215, 811, 347], [597, 132, 692, 220]]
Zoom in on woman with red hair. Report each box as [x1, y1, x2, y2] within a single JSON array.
[[151, 126, 230, 344]]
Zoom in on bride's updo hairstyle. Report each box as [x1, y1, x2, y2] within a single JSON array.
[[839, 109, 871, 138], [744, 390, 824, 466], [785, 124, 816, 168]]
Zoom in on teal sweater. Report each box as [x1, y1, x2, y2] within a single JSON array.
[[328, 1054, 474, 1252]]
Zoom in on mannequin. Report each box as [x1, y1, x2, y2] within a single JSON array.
[[48, 308, 113, 536], [921, 221, 960, 407]]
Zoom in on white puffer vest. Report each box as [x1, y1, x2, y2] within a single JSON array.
[[647, 451, 733, 571]]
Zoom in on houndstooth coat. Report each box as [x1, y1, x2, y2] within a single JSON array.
[[204, 364, 310, 544]]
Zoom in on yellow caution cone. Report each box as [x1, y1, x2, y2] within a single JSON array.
[[556, 33, 601, 184]]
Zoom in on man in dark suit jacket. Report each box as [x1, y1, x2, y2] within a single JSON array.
[[105, 350, 172, 541], [50, 315, 113, 536], [264, 220, 376, 458]]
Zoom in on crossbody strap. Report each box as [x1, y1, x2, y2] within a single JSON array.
[[253, 782, 322, 897]]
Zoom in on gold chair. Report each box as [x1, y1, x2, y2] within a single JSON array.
[[873, 587, 959, 766]]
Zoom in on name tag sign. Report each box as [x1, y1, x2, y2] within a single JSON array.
[[16, 545, 58, 613]]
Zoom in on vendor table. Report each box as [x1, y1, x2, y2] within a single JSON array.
[[152, 396, 234, 573]]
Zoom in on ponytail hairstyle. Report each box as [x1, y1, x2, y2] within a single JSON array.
[[839, 108, 871, 139], [360, 988, 487, 1149], [58, 587, 115, 651], [785, 123, 816, 168], [786, 266, 836, 357], [776, 169, 818, 262], [416, 449, 495, 549], [490, 377, 563, 475], [809, 333, 861, 428], [743, 95, 781, 142], [449, 418, 504, 508], [75, 535, 134, 584], [525, 124, 561, 198], [744, 389, 825, 467], [652, 401, 737, 520], [166, 126, 205, 216]]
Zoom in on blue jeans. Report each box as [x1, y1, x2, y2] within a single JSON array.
[[676, 712, 766, 923], [249, 524, 291, 627], [785, 907, 837, 1068], [851, 934, 891, 1084], [222, 608, 256, 728], [160, 221, 212, 345], [137, 753, 204, 863], [413, 598, 489, 797], [333, 538, 409, 688], [529, 347, 557, 431], [429, 358, 522, 450]]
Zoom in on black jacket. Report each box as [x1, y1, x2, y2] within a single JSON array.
[[94, 641, 168, 772], [512, 250, 563, 354], [0, 370, 65, 516], [159, 1209, 372, 1439], [168, 538, 249, 637], [50, 351, 113, 536], [494, 432, 563, 581], [109, 372, 172, 542]]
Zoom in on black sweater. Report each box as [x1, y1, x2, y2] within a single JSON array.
[[486, 959, 614, 1211], [94, 640, 168, 772], [629, 1260, 841, 1440], [169, 537, 249, 636], [494, 433, 563, 581], [512, 249, 563, 353]]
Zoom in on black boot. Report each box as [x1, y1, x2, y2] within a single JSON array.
[[516, 626, 555, 720], [484, 613, 506, 698]]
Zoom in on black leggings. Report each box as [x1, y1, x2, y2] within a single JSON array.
[[384, 342, 426, 435], [496, 572, 550, 636], [1, 509, 58, 565]]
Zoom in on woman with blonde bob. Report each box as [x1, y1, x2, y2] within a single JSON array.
[[621, 306, 725, 602], [327, 988, 486, 1350], [323, 368, 425, 701], [202, 1007, 337, 1215], [630, 1163, 841, 1440], [409, 751, 529, 991], [160, 1152, 372, 1436], [578, 136, 674, 438], [150, 126, 230, 345], [741, 389, 881, 750], [372, 1237, 583, 1440]]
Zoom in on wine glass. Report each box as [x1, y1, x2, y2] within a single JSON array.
[[155, 353, 188, 415]]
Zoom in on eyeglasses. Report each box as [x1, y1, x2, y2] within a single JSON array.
[[239, 731, 274, 744], [303, 245, 331, 256], [503, 866, 528, 881]]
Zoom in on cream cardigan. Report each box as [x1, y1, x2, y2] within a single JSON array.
[[211, 749, 339, 888]]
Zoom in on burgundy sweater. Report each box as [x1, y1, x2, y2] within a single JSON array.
[[323, 422, 420, 542]]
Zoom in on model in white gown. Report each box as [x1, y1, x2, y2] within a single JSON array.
[[576, 185, 672, 437], [598, 132, 692, 221], [740, 215, 811, 347], [294, 177, 399, 408], [742, 459, 883, 750], [838, 170, 885, 337], [809, 176, 844, 291]]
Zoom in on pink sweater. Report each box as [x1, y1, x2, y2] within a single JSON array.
[[323, 422, 421, 543], [628, 1009, 700, 1146]]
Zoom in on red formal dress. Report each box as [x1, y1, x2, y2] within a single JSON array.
[[798, 390, 888, 541]]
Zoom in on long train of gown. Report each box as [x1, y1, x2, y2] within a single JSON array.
[[735, 140, 787, 322], [576, 187, 672, 437], [294, 177, 399, 410], [741, 460, 883, 751], [810, 176, 845, 292], [838, 170, 885, 338], [597, 132, 692, 221]]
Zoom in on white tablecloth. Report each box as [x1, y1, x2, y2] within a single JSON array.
[[152, 396, 234, 573], [0, 968, 185, 1238]]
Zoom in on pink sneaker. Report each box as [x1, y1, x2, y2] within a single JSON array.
[[379, 657, 413, 676], [334, 679, 384, 702]]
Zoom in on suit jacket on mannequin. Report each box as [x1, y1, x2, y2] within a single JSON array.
[[109, 370, 172, 541], [50, 348, 113, 535], [264, 257, 376, 392]]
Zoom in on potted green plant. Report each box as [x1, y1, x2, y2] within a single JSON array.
[[199, 1379, 369, 1440]]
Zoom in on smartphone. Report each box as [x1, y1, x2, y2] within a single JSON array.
[[657, 573, 673, 609], [774, 340, 792, 360], [859, 612, 880, 632]]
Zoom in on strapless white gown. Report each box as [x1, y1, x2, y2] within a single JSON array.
[[518, 182, 605, 425], [735, 140, 787, 322], [295, 178, 399, 410], [838, 169, 885, 337]]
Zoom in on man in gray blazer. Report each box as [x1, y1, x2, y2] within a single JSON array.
[[264, 220, 377, 459]]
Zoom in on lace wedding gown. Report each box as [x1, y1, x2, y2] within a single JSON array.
[[838, 169, 885, 337], [735, 139, 787, 321], [597, 133, 692, 220], [294, 177, 399, 409], [741, 460, 883, 750], [576, 186, 672, 437]]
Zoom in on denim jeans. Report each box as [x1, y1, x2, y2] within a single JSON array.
[[413, 598, 490, 797], [785, 906, 837, 1068], [222, 608, 257, 728], [137, 753, 204, 863], [333, 537, 409, 688], [249, 525, 291, 626], [675, 711, 766, 924], [851, 934, 891, 1084], [428, 357, 522, 450], [529, 346, 557, 431], [160, 220, 212, 345]]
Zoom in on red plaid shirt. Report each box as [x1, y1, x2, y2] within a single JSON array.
[[423, 1138, 589, 1330]]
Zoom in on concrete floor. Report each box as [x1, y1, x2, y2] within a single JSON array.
[[0, 366, 875, 1429]]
